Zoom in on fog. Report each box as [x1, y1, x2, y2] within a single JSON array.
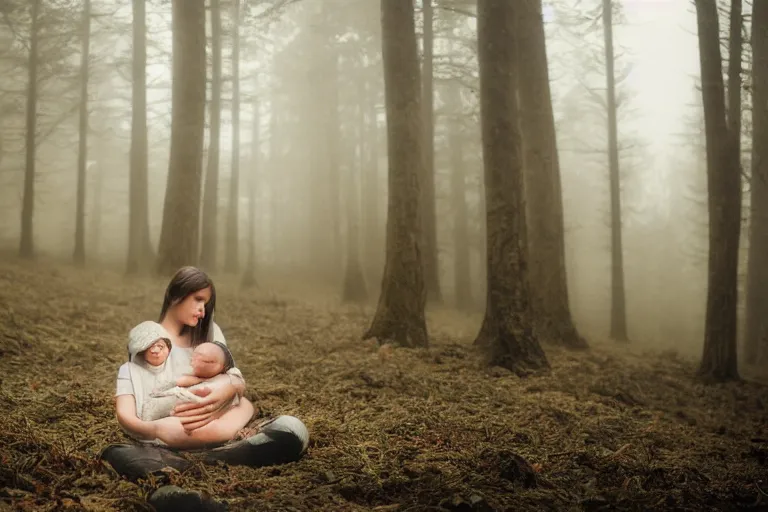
[[2, 1, 768, 508], [0, 0, 756, 361]]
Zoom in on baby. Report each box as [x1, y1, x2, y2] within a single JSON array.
[[126, 321, 238, 422], [150, 340, 237, 404]]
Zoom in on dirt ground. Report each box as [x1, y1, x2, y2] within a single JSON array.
[[0, 257, 767, 511]]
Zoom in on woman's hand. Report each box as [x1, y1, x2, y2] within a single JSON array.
[[172, 383, 238, 432], [153, 416, 191, 446]]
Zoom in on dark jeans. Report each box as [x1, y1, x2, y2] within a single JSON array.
[[101, 415, 309, 482]]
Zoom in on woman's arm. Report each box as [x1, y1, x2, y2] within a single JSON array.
[[114, 363, 159, 440], [171, 381, 240, 431], [115, 394, 157, 441], [175, 374, 205, 387], [117, 390, 248, 448], [159, 399, 255, 449], [226, 370, 246, 396]]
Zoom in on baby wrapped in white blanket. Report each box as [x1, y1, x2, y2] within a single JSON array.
[[125, 321, 239, 422]]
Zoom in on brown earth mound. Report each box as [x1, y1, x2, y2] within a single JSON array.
[[0, 258, 767, 511]]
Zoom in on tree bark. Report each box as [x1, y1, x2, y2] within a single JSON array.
[[517, 0, 587, 349], [475, 0, 548, 375], [126, 0, 154, 274], [602, 0, 628, 342], [225, 0, 241, 272], [19, 0, 40, 260], [726, 0, 742, 141], [73, 0, 90, 266], [475, 159, 487, 311], [694, 0, 741, 382], [421, 0, 441, 303], [200, 0, 222, 271], [363, 0, 428, 348], [744, 0, 768, 363], [156, 0, 206, 275]]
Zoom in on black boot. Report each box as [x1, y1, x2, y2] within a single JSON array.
[[149, 485, 228, 512], [100, 444, 191, 482], [201, 415, 309, 468]]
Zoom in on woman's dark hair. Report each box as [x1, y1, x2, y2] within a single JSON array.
[[159, 266, 216, 346]]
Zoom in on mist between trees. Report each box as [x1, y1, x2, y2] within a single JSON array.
[[0, 0, 765, 382]]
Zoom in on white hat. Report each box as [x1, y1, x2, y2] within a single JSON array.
[[128, 321, 172, 361]]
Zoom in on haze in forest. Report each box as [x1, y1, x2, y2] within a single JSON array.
[[0, 0, 762, 375]]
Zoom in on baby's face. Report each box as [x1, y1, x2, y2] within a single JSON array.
[[190, 343, 226, 378], [143, 339, 170, 366]]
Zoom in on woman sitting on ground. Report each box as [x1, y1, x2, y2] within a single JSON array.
[[119, 319, 244, 433], [102, 266, 309, 481]]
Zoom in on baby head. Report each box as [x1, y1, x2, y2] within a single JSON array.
[[190, 341, 234, 378], [129, 321, 172, 367], [143, 338, 171, 366]]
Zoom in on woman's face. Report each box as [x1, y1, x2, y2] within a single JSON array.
[[172, 286, 212, 327]]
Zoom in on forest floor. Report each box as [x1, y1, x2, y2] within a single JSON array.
[[0, 257, 767, 512]]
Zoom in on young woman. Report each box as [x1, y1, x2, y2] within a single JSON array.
[[102, 266, 309, 481]]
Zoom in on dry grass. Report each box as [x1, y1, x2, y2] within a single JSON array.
[[0, 257, 767, 511]]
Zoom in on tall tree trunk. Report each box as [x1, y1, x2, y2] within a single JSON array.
[[475, 0, 548, 375], [19, 0, 40, 259], [445, 80, 471, 310], [242, 98, 259, 288], [363, 76, 382, 286], [745, 0, 768, 364], [126, 0, 153, 274], [225, 0, 241, 272], [326, 51, 342, 280], [421, 0, 441, 303], [694, 0, 741, 382], [268, 84, 279, 265], [89, 160, 102, 258], [517, 0, 587, 349], [726, 0, 744, 354], [343, 77, 368, 302], [156, 0, 206, 275], [603, 0, 628, 342], [363, 0, 428, 348], [73, 0, 91, 266], [475, 160, 487, 311], [726, 0, 742, 141], [306, 20, 333, 280], [200, 0, 222, 271]]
